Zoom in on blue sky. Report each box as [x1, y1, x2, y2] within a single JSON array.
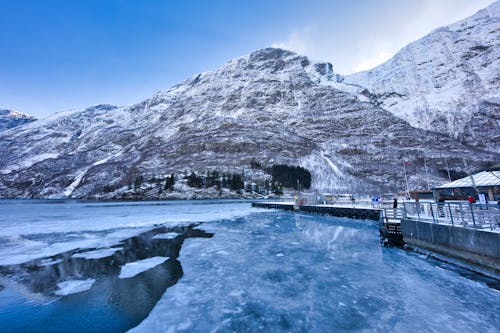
[[0, 0, 495, 118]]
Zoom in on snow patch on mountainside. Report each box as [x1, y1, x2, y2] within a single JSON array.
[[304, 62, 369, 102], [63, 151, 124, 197], [1, 153, 60, 175], [344, 1, 500, 151]]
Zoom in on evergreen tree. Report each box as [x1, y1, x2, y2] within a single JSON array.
[[187, 172, 202, 188], [230, 173, 244, 191], [164, 174, 175, 191], [269, 164, 311, 190], [133, 176, 144, 190]]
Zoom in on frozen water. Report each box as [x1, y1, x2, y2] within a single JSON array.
[[130, 210, 500, 333], [119, 257, 170, 279], [55, 279, 95, 296], [38, 258, 63, 266], [0, 200, 259, 265], [72, 247, 123, 260], [153, 232, 180, 240], [0, 200, 498, 333]]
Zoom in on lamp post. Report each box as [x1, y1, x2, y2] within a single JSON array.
[[403, 161, 410, 197], [424, 157, 430, 190], [445, 157, 452, 182]]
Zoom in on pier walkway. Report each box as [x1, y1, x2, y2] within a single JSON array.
[[252, 201, 382, 221], [403, 201, 500, 231]]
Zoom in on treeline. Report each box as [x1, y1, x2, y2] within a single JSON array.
[[251, 161, 311, 190], [268, 164, 311, 190], [102, 174, 176, 194], [186, 171, 244, 191], [102, 162, 311, 195]]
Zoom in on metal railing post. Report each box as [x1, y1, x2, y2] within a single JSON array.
[[416, 202, 421, 221], [448, 203, 454, 225], [430, 204, 436, 223], [470, 204, 476, 228], [459, 204, 466, 227]]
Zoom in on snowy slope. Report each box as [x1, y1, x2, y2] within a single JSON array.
[[0, 47, 498, 199], [0, 109, 36, 132], [344, 1, 500, 152]]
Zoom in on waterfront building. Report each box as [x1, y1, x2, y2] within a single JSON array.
[[434, 171, 500, 201]]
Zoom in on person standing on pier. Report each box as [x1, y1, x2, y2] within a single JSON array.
[[393, 198, 398, 208]]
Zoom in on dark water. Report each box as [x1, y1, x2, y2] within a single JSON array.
[[0, 225, 212, 332]]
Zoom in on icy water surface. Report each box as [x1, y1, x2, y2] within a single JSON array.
[[0, 200, 498, 332]]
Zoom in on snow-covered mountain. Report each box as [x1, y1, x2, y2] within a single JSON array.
[[343, 1, 500, 152], [0, 109, 36, 132], [1, 47, 498, 199]]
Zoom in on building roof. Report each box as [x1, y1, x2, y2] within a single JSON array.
[[438, 171, 500, 189]]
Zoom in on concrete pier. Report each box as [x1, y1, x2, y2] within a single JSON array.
[[402, 219, 500, 277], [251, 202, 295, 211], [251, 202, 381, 221]]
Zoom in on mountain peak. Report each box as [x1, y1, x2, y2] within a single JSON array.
[[84, 104, 118, 112], [248, 47, 298, 62], [0, 109, 35, 119], [0, 109, 37, 132], [344, 1, 500, 152]]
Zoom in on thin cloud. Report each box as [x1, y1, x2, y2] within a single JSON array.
[[271, 26, 317, 55], [270, 0, 496, 75], [353, 52, 393, 73]]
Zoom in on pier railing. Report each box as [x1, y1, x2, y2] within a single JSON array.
[[403, 202, 500, 231]]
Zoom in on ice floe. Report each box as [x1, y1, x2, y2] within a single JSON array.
[[72, 247, 123, 260], [55, 279, 95, 296], [153, 232, 180, 240], [118, 257, 169, 279], [0, 201, 258, 265]]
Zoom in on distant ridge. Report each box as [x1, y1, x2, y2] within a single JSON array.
[[0, 2, 499, 199], [344, 0, 500, 152]]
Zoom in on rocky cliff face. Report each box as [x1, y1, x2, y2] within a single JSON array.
[[0, 109, 36, 132], [1, 47, 497, 199], [343, 1, 500, 152]]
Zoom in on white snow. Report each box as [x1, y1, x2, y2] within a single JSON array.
[[1, 153, 60, 175], [55, 279, 95, 296], [343, 1, 500, 141], [92, 151, 122, 166], [63, 168, 90, 197], [63, 151, 124, 197], [118, 256, 170, 279], [320, 153, 343, 177]]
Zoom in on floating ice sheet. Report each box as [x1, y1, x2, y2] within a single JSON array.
[[38, 258, 63, 266], [118, 257, 169, 279], [72, 247, 123, 260], [153, 232, 179, 240], [0, 201, 259, 265], [55, 279, 95, 296]]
